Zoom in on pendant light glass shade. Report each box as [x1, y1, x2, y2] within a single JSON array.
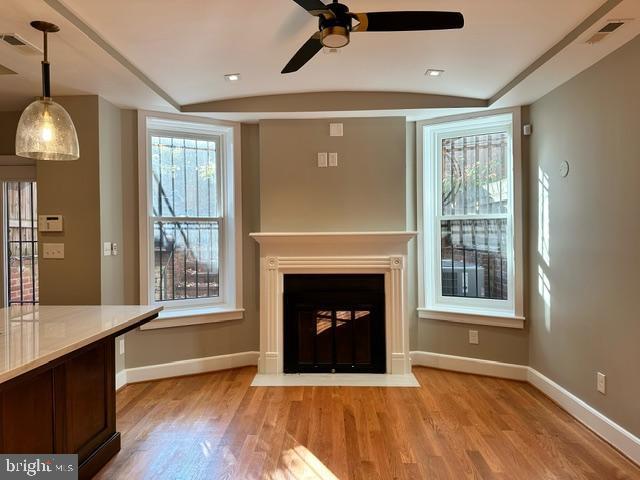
[[16, 97, 79, 161], [15, 21, 79, 161]]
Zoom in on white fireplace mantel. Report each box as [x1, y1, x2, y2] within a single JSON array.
[[250, 231, 417, 376]]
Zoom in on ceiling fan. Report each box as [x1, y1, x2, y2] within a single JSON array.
[[282, 0, 464, 73]]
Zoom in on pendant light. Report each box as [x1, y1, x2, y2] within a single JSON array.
[[15, 21, 79, 161]]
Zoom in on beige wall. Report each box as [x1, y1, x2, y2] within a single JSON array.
[[120, 110, 140, 306], [37, 96, 102, 305], [98, 98, 126, 305], [0, 112, 20, 155], [529, 35, 640, 436], [97, 99, 131, 372], [259, 117, 407, 232]]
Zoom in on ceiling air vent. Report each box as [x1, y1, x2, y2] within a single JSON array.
[[0, 63, 17, 75], [585, 20, 630, 44], [0, 33, 42, 55]]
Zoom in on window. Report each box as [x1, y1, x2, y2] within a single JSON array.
[[418, 113, 524, 327], [151, 135, 221, 302], [5, 181, 39, 305], [139, 113, 242, 325]]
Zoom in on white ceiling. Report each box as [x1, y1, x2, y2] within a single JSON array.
[[0, 0, 638, 121]]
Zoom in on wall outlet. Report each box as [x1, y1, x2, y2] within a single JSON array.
[[317, 152, 328, 168], [103, 242, 112, 256], [119, 338, 125, 355], [469, 329, 479, 345], [111, 242, 119, 256], [597, 372, 606, 394], [43, 243, 64, 259]]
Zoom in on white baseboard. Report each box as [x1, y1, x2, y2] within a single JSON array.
[[115, 370, 127, 391], [527, 368, 640, 465], [410, 351, 529, 380], [411, 350, 640, 466], [120, 351, 259, 385]]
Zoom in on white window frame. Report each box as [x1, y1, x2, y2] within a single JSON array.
[[138, 111, 243, 328], [417, 110, 525, 328]]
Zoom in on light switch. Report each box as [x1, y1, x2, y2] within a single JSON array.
[[43, 243, 64, 259], [317, 152, 328, 168], [329, 152, 338, 167], [104, 242, 112, 256]]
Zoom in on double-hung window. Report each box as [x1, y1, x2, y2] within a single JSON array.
[[139, 113, 242, 326], [418, 112, 524, 327]]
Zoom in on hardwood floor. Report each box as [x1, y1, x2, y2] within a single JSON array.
[[95, 367, 640, 479]]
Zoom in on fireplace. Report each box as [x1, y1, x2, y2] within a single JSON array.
[[250, 231, 416, 378], [283, 274, 386, 373]]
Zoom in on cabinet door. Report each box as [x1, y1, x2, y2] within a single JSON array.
[[55, 339, 116, 463], [0, 370, 54, 453]]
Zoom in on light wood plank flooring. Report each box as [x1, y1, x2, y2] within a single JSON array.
[[95, 366, 640, 479]]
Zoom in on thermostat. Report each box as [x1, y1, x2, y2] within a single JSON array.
[[39, 215, 63, 232]]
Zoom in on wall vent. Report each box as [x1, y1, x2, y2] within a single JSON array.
[[585, 19, 631, 44], [0, 33, 42, 55]]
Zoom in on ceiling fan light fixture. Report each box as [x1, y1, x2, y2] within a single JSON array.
[[321, 26, 350, 48]]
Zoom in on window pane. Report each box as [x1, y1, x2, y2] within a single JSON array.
[[151, 135, 218, 218], [153, 221, 219, 302], [441, 132, 509, 215], [6, 181, 39, 305], [440, 219, 508, 300]]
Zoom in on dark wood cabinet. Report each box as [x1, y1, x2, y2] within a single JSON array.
[[0, 312, 156, 479], [0, 369, 55, 454]]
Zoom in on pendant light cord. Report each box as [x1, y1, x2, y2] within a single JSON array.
[[41, 30, 51, 98]]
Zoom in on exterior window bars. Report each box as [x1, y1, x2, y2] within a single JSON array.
[[6, 181, 39, 305]]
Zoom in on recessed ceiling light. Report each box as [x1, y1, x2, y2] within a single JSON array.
[[224, 73, 240, 82], [425, 69, 444, 77]]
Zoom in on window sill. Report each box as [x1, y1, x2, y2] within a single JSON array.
[[418, 308, 525, 329], [139, 306, 245, 330]]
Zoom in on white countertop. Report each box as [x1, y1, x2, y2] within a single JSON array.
[[0, 305, 162, 384]]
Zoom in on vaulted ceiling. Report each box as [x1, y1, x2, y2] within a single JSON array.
[[1, 0, 639, 120]]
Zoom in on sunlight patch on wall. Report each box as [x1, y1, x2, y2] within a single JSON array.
[[538, 264, 551, 332], [538, 167, 550, 266]]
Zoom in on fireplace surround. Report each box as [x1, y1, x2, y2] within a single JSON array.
[[250, 232, 416, 377]]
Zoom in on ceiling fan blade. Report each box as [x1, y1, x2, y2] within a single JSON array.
[[291, 0, 333, 17], [351, 11, 464, 32], [282, 32, 323, 74]]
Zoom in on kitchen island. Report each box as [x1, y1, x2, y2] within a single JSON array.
[[0, 305, 161, 479]]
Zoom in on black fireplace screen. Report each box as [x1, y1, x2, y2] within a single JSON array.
[[283, 274, 385, 373]]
